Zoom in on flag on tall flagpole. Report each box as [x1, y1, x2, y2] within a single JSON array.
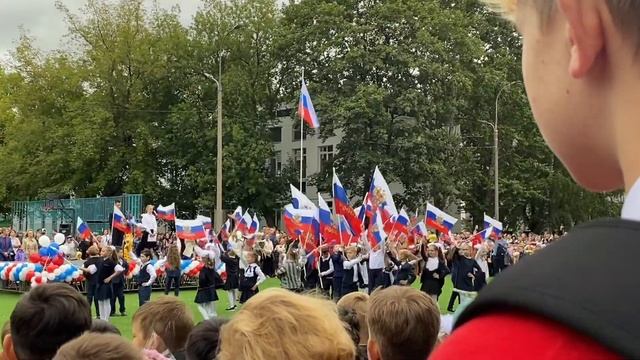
[[425, 203, 458, 234], [157, 203, 176, 221], [299, 79, 319, 129], [76, 217, 92, 239]]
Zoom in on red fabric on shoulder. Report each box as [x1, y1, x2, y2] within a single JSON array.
[[430, 312, 621, 360]]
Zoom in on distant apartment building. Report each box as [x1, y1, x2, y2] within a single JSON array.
[[269, 107, 339, 209]]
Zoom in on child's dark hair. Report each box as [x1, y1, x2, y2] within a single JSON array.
[[141, 249, 152, 258], [10, 283, 91, 359], [90, 319, 121, 335], [185, 318, 229, 360]]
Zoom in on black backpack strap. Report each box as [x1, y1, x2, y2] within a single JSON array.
[[456, 219, 640, 359]]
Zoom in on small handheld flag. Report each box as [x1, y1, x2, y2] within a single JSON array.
[[112, 206, 131, 234], [157, 203, 176, 221], [76, 217, 92, 239], [175, 219, 207, 240], [484, 214, 503, 239], [425, 203, 458, 234]]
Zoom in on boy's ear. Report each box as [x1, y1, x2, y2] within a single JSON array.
[[3, 334, 18, 360], [558, 0, 605, 78]]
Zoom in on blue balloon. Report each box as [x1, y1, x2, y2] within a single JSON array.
[[39, 248, 48, 257], [34, 264, 43, 273], [49, 243, 60, 251], [47, 247, 58, 257], [13, 266, 23, 281]]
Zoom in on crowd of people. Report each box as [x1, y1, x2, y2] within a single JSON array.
[[0, 206, 563, 360]]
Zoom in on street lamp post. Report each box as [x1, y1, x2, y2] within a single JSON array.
[[481, 81, 519, 222], [204, 23, 244, 231]]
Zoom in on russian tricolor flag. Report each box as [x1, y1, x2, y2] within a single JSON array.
[[393, 208, 410, 235], [299, 79, 319, 129], [318, 194, 339, 245], [157, 203, 176, 221], [219, 219, 231, 241], [237, 211, 252, 234], [283, 204, 318, 242], [425, 203, 458, 234], [112, 206, 131, 234], [471, 226, 493, 246], [412, 221, 428, 237], [484, 214, 503, 239], [368, 167, 398, 228], [290, 184, 317, 210], [76, 217, 92, 239], [249, 214, 260, 234], [332, 170, 362, 236], [175, 219, 207, 240], [232, 206, 243, 222], [338, 215, 354, 246], [367, 210, 387, 249], [196, 215, 212, 231]]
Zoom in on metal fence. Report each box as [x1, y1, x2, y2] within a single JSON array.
[[11, 194, 144, 235]]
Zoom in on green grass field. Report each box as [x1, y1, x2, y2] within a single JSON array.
[[0, 277, 455, 339]]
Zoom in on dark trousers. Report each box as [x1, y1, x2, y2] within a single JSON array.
[[136, 232, 155, 256], [86, 282, 100, 317], [332, 276, 343, 301], [447, 291, 460, 311], [139, 285, 151, 306], [368, 268, 384, 294], [319, 276, 333, 298], [110, 282, 125, 314], [165, 275, 180, 296]]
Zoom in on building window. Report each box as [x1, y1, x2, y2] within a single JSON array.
[[269, 151, 282, 175], [319, 145, 335, 173], [301, 181, 307, 194], [292, 122, 312, 141], [276, 108, 293, 118], [269, 127, 282, 143], [293, 148, 307, 178]]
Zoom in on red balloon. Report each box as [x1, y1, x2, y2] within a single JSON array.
[[25, 270, 35, 282], [29, 253, 41, 264], [39, 256, 49, 265], [46, 264, 58, 273], [52, 256, 64, 266], [128, 262, 136, 272], [34, 275, 43, 284]]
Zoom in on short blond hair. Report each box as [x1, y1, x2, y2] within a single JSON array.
[[485, 0, 640, 42], [53, 333, 141, 360], [337, 292, 370, 344], [132, 296, 194, 354], [218, 288, 355, 360], [368, 286, 440, 360]]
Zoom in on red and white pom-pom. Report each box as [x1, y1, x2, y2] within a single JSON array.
[[31, 274, 48, 287]]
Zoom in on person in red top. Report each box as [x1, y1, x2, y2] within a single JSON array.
[[431, 0, 640, 359]]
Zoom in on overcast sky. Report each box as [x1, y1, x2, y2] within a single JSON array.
[[0, 0, 202, 60]]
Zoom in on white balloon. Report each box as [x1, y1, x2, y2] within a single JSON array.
[[46, 272, 55, 281], [54, 233, 65, 245], [38, 235, 51, 247], [53, 269, 62, 276]]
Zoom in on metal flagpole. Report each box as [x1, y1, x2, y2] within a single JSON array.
[[299, 73, 305, 191]]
